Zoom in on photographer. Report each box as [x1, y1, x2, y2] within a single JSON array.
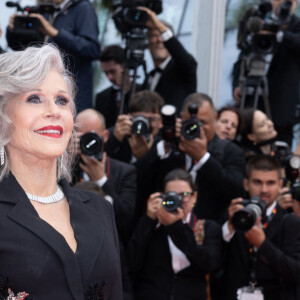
[[75, 109, 137, 245], [139, 6, 197, 112], [105, 90, 164, 163], [221, 155, 300, 300], [232, 0, 300, 146], [127, 169, 222, 300], [6, 0, 101, 113], [95, 45, 142, 128]]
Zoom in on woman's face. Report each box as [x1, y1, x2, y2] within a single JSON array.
[[250, 110, 277, 143], [6, 70, 74, 161], [216, 110, 239, 140], [164, 179, 197, 217]]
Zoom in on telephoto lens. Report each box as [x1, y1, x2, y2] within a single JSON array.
[[161, 191, 183, 212], [181, 103, 202, 140], [80, 131, 104, 161], [131, 115, 151, 136], [161, 104, 176, 142], [231, 196, 267, 232]]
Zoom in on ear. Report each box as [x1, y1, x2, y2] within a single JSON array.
[[103, 129, 109, 143], [243, 178, 249, 192], [279, 178, 283, 189], [247, 133, 257, 143]]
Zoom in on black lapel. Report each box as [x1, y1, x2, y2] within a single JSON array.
[[61, 180, 105, 285], [264, 204, 285, 241], [2, 174, 83, 299]]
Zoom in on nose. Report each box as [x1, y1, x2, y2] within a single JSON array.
[[45, 100, 60, 119]]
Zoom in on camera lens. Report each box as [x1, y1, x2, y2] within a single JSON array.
[[181, 120, 201, 140], [80, 132, 103, 157], [131, 116, 150, 136], [161, 192, 182, 212]]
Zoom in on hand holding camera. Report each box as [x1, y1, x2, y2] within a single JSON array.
[[114, 114, 133, 142]]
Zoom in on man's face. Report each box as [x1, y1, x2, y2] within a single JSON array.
[[272, 0, 298, 15], [130, 111, 162, 136], [244, 170, 282, 207], [148, 28, 171, 65], [181, 101, 216, 142], [101, 60, 124, 87]]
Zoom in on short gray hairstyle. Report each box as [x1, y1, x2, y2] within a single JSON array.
[[0, 44, 77, 182]]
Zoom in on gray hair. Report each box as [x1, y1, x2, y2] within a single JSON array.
[[0, 44, 77, 182]]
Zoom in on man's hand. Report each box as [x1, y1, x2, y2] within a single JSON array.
[[233, 87, 242, 105], [128, 134, 154, 158], [277, 187, 293, 210], [157, 205, 184, 226], [79, 152, 107, 182], [113, 114, 132, 142], [29, 13, 58, 37], [227, 198, 244, 233], [137, 6, 167, 33], [176, 118, 207, 161], [146, 192, 162, 220], [245, 218, 266, 248]]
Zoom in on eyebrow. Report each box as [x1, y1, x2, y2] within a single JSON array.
[[31, 88, 69, 95]]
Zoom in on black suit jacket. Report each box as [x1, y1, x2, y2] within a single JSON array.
[[0, 173, 122, 300], [95, 84, 142, 129], [232, 15, 300, 127], [222, 205, 300, 300], [127, 214, 222, 300], [144, 36, 197, 111]]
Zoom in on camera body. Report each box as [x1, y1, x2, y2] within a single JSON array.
[[161, 191, 183, 212], [231, 196, 267, 232], [80, 131, 104, 161], [181, 103, 202, 140], [131, 115, 151, 137]]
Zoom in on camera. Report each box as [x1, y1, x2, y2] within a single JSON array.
[[181, 103, 202, 140], [112, 0, 162, 69], [6, 1, 59, 51], [161, 105, 176, 142], [161, 191, 183, 212], [291, 182, 300, 202], [131, 115, 151, 137], [80, 132, 104, 161], [231, 196, 267, 232]]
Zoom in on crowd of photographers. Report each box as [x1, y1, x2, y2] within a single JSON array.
[[2, 0, 300, 299]]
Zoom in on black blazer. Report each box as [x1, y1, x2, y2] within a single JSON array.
[[127, 214, 222, 300], [144, 36, 197, 112], [0, 173, 122, 300], [222, 205, 300, 300]]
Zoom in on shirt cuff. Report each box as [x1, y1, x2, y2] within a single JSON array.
[[222, 221, 235, 242], [161, 28, 173, 42], [276, 30, 284, 43], [95, 175, 108, 188], [156, 140, 171, 159]]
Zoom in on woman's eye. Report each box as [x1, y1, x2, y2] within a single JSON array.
[[26, 94, 41, 104], [56, 96, 69, 106]]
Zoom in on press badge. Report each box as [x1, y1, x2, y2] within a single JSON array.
[[237, 286, 264, 300]]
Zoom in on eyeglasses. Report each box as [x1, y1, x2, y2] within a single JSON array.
[[178, 192, 194, 202]]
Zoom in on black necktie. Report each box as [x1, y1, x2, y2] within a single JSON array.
[[149, 67, 162, 77]]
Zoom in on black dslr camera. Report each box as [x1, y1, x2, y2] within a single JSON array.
[[231, 196, 267, 232], [131, 115, 151, 139], [161, 105, 176, 143], [181, 103, 202, 140], [6, 1, 59, 51], [80, 132, 104, 161], [291, 182, 300, 202], [161, 191, 183, 212], [112, 0, 162, 69]]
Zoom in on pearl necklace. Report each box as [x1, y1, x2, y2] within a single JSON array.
[[26, 185, 65, 204]]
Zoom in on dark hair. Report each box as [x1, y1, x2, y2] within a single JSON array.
[[181, 92, 214, 113], [99, 45, 125, 65], [163, 169, 197, 192], [239, 108, 256, 148], [217, 105, 241, 137], [129, 90, 164, 113], [245, 154, 281, 179]]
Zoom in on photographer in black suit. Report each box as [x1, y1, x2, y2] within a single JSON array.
[[232, 0, 300, 146], [221, 155, 300, 300], [95, 45, 142, 128], [140, 6, 197, 112]]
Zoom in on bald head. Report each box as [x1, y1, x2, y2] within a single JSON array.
[[76, 109, 106, 136]]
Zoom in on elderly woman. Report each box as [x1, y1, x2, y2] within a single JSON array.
[[0, 45, 122, 300], [127, 169, 222, 300]]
